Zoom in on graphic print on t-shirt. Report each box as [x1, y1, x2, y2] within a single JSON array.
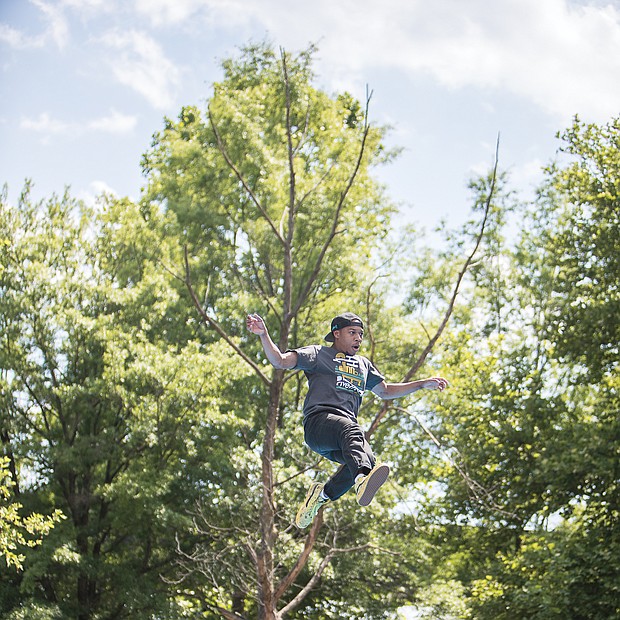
[[333, 352, 365, 396]]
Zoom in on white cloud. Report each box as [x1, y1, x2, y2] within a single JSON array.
[[89, 180, 117, 195], [76, 180, 119, 207], [88, 109, 137, 133], [304, 0, 620, 123], [5, 0, 618, 123], [132, 0, 257, 29], [31, 0, 70, 49], [20, 110, 137, 137], [510, 157, 546, 192], [100, 29, 181, 109], [0, 0, 70, 49], [133, 0, 205, 27], [60, 0, 108, 9], [0, 23, 45, 48], [21, 112, 71, 134], [134, 0, 620, 123]]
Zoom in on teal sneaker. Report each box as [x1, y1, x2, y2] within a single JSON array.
[[355, 463, 390, 506], [295, 482, 329, 528]]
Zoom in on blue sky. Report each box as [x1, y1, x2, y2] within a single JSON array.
[[1, 0, 619, 235]]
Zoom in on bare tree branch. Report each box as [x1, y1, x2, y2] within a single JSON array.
[[274, 509, 324, 602], [291, 87, 374, 317], [208, 107, 285, 245], [291, 95, 311, 160], [229, 246, 281, 322], [182, 245, 271, 386], [205, 604, 247, 620], [278, 550, 333, 616], [277, 529, 382, 617], [296, 162, 337, 212], [280, 48, 296, 328], [367, 135, 500, 437], [273, 458, 322, 488], [364, 274, 388, 363], [404, 135, 500, 381]]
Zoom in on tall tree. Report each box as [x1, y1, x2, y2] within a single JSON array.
[[141, 43, 493, 619], [0, 184, 229, 618], [411, 116, 620, 619], [540, 116, 620, 380], [140, 42, 398, 619]]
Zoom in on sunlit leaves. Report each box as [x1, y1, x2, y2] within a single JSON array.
[[0, 458, 64, 571]]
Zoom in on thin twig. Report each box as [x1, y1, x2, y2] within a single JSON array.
[[395, 405, 518, 519], [273, 458, 323, 488]]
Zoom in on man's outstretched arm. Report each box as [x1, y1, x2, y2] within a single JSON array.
[[371, 377, 448, 400], [246, 313, 298, 370]]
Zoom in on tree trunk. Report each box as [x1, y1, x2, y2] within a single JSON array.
[[69, 474, 97, 620], [257, 372, 285, 619]]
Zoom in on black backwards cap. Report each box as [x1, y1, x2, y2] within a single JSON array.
[[324, 312, 364, 342]]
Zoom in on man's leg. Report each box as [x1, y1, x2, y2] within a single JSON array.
[[303, 412, 376, 500]]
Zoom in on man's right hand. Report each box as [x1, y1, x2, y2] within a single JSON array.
[[245, 313, 297, 369], [246, 313, 267, 336]]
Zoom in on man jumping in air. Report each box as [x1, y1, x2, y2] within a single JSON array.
[[246, 311, 448, 528]]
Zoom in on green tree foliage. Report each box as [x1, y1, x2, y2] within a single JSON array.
[[0, 457, 63, 572], [0, 184, 240, 618], [540, 117, 620, 379], [5, 40, 618, 620], [408, 117, 620, 619], [2, 43, 454, 620]]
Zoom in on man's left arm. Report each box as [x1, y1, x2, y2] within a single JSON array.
[[371, 377, 448, 400]]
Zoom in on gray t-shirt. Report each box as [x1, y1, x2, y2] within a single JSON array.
[[292, 345, 385, 422]]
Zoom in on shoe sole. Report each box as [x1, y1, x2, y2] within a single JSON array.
[[295, 483, 323, 528], [356, 463, 390, 506]]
